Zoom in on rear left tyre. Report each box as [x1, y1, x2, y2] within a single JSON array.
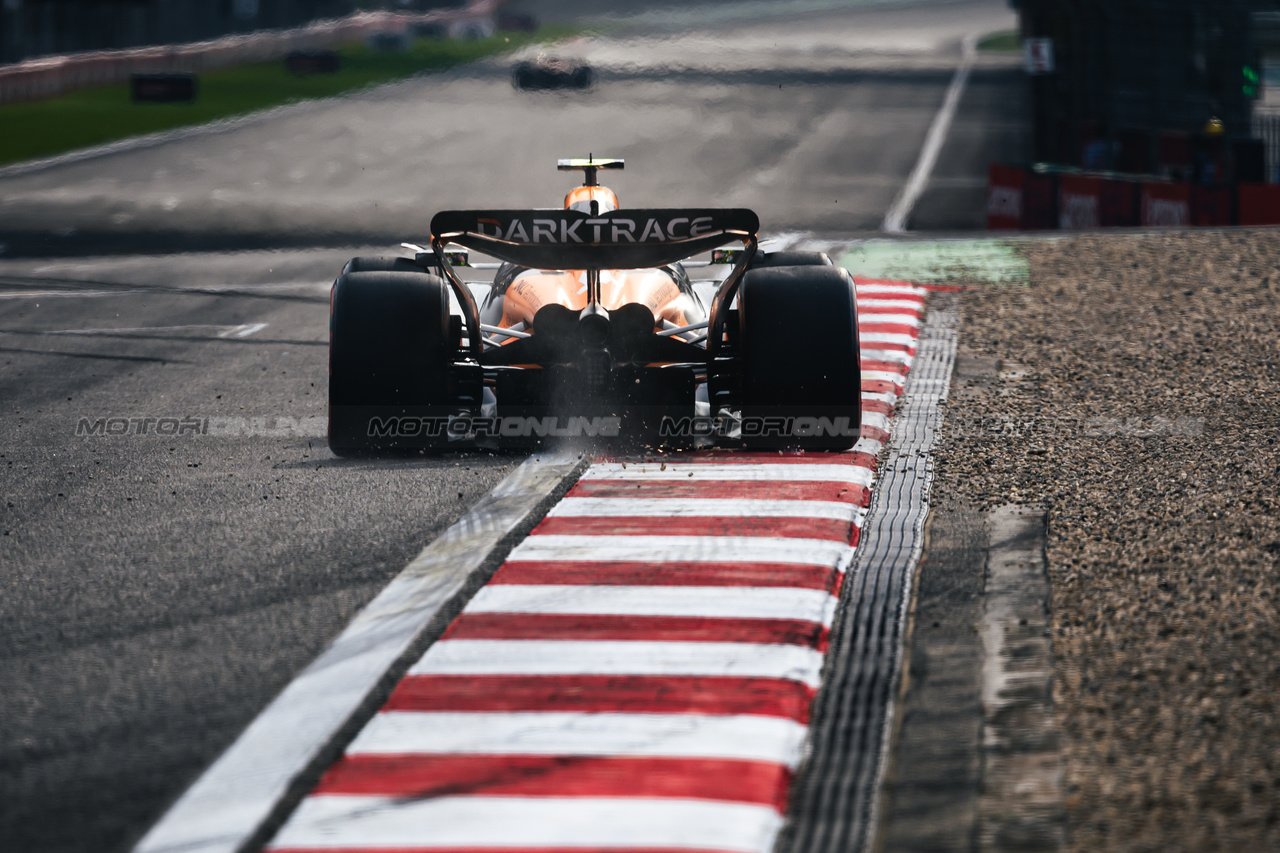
[[328, 270, 454, 454], [341, 256, 424, 275]]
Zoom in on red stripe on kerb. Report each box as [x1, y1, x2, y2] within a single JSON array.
[[862, 359, 910, 376], [861, 339, 916, 352], [532, 515, 855, 541], [490, 561, 844, 592], [857, 304, 924, 316], [312, 754, 793, 809], [569, 480, 870, 504], [385, 674, 816, 720], [862, 398, 894, 416], [862, 379, 900, 396], [861, 426, 890, 444], [859, 322, 919, 337], [443, 613, 831, 649]]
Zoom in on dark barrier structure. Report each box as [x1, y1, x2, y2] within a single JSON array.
[[130, 72, 196, 102], [988, 164, 1280, 230], [1013, 0, 1272, 177], [1239, 183, 1280, 224], [0, 0, 471, 65], [285, 49, 340, 75], [0, 2, 506, 105], [993, 1, 1280, 230]]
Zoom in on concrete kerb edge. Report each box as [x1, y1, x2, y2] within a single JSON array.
[[978, 504, 1066, 853], [863, 294, 961, 848], [777, 291, 959, 853]]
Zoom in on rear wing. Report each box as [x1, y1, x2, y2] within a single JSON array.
[[430, 208, 759, 270]]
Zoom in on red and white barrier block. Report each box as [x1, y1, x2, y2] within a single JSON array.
[[266, 280, 927, 853]]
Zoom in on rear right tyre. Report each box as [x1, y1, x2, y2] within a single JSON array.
[[737, 264, 862, 450], [753, 250, 832, 268]]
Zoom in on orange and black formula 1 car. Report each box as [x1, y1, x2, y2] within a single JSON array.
[[512, 55, 594, 90], [328, 158, 861, 453]]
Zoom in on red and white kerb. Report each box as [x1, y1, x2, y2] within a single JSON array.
[[268, 279, 927, 853]]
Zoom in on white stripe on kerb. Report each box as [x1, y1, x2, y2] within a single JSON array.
[[857, 285, 927, 297], [854, 438, 883, 457], [863, 390, 900, 407], [346, 712, 811, 766], [858, 284, 926, 293], [860, 294, 921, 303], [508, 534, 855, 565], [858, 298, 927, 311], [862, 412, 892, 433], [859, 313, 922, 327], [863, 371, 906, 386], [585, 463, 873, 484], [859, 332, 919, 348], [862, 348, 915, 366], [411, 640, 826, 687], [550, 497, 862, 521], [272, 795, 785, 851], [464, 585, 840, 624]]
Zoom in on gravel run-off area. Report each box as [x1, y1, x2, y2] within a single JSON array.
[[932, 230, 1280, 851]]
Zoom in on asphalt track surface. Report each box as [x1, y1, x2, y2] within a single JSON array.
[[0, 1, 1017, 850]]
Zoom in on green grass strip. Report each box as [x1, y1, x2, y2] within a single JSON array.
[[977, 30, 1020, 53], [0, 28, 573, 169], [840, 239, 1032, 286]]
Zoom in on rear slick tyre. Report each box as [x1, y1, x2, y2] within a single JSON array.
[[738, 264, 862, 451], [340, 256, 423, 275], [328, 270, 451, 454], [754, 250, 832, 268]]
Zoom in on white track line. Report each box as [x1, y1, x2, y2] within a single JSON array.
[[272, 795, 785, 852], [3, 322, 269, 338], [348, 711, 811, 764], [0, 283, 327, 300], [882, 33, 979, 233], [132, 451, 583, 853], [223, 322, 269, 338]]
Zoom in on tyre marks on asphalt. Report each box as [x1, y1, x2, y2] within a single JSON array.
[[263, 280, 927, 853], [0, 322, 270, 338]]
